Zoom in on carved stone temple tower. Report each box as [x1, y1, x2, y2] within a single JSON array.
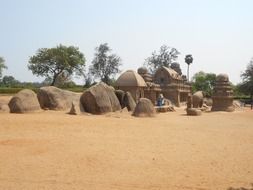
[[211, 74, 234, 112]]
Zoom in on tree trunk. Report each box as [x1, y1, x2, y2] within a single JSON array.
[[187, 64, 190, 82], [251, 93, 253, 110], [51, 74, 58, 86]]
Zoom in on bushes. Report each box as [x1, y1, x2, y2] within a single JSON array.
[[0, 88, 37, 94], [62, 86, 85, 93], [0, 86, 86, 94]]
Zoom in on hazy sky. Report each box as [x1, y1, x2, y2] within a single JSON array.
[[1, 0, 253, 84]]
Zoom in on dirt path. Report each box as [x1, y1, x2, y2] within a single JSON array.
[[0, 96, 253, 190]]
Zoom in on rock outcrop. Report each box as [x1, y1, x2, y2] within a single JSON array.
[[37, 86, 81, 111], [8, 89, 41, 113], [81, 82, 121, 114], [133, 98, 156, 117], [115, 90, 136, 111]]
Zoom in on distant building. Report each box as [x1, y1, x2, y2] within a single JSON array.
[[115, 66, 191, 106]]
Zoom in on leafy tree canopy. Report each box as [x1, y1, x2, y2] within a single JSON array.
[[0, 57, 7, 78], [192, 71, 216, 97], [89, 43, 121, 84], [1, 75, 20, 87], [28, 44, 85, 86], [185, 54, 193, 65], [145, 45, 180, 73], [170, 62, 182, 75], [238, 58, 253, 97]]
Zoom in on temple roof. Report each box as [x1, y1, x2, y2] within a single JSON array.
[[157, 66, 182, 80], [115, 70, 147, 87]]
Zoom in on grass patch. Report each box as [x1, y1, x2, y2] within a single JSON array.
[[0, 86, 86, 94]]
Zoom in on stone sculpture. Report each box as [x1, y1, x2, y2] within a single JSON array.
[[192, 91, 204, 108], [186, 94, 202, 116]]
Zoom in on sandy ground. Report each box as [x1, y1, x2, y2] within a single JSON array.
[[0, 95, 253, 190]]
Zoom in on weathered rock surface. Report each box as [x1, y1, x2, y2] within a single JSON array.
[[68, 102, 85, 115], [123, 92, 136, 111], [80, 82, 121, 114], [115, 90, 125, 108], [192, 91, 204, 108], [8, 89, 41, 113], [37, 86, 81, 111], [133, 98, 156, 117], [211, 74, 234, 112], [186, 108, 202, 116]]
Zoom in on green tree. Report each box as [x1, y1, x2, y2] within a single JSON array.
[[28, 44, 85, 86], [89, 43, 121, 84], [192, 71, 216, 97], [170, 62, 182, 75], [0, 57, 7, 78], [1, 75, 20, 87], [238, 58, 253, 98], [42, 71, 73, 87], [145, 45, 180, 73]]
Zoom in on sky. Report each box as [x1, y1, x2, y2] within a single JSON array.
[[0, 0, 253, 84]]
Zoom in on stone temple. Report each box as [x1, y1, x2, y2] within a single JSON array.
[[211, 74, 234, 112], [115, 66, 191, 106]]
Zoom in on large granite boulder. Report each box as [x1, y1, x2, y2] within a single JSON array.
[[37, 86, 81, 111], [115, 90, 125, 108], [80, 82, 121, 114], [133, 98, 156, 117], [8, 89, 41, 113], [123, 92, 136, 111], [115, 90, 136, 111], [68, 101, 85, 115]]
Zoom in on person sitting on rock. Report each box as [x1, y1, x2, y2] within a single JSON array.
[[157, 94, 165, 106]]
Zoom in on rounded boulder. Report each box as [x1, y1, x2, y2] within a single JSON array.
[[133, 98, 156, 117], [8, 89, 41, 113]]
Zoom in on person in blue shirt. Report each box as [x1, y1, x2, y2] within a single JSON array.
[[157, 94, 165, 106]]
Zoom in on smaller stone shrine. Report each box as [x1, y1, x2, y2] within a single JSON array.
[[211, 74, 234, 112]]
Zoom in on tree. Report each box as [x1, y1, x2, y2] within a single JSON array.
[[185, 54, 193, 81], [239, 58, 253, 98], [1, 75, 20, 87], [42, 71, 72, 87], [145, 45, 180, 73], [0, 57, 7, 79], [192, 71, 216, 97], [170, 62, 182, 75], [89, 43, 121, 84], [28, 44, 85, 86]]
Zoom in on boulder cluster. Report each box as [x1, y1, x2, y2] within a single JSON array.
[[1, 73, 236, 118], [2, 82, 157, 117]]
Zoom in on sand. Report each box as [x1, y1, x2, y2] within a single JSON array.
[[0, 95, 253, 190]]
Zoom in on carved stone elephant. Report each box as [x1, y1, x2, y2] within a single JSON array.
[[192, 91, 204, 108]]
